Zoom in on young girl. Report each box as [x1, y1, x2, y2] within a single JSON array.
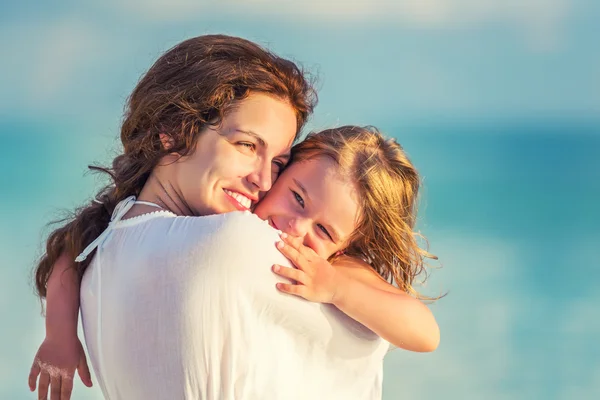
[[261, 125, 440, 351]]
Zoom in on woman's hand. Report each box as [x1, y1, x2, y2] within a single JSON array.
[[273, 233, 342, 303], [29, 334, 92, 400]]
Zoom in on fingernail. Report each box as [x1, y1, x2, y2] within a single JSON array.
[[273, 265, 280, 272], [280, 232, 288, 239], [276, 241, 284, 249]]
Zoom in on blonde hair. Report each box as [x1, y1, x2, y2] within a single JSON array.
[[291, 126, 438, 300]]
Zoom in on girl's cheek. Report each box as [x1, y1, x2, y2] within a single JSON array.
[[285, 198, 296, 214]]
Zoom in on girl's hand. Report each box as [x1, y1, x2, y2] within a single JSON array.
[[273, 233, 341, 304], [29, 335, 92, 400]]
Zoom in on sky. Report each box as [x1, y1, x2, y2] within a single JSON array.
[[1, 0, 599, 124], [1, 1, 599, 399]]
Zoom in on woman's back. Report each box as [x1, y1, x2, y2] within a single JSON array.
[[81, 211, 389, 400]]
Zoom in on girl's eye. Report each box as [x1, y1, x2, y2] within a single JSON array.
[[317, 224, 333, 241], [291, 190, 304, 208]]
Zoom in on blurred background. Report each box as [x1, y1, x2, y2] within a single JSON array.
[[1, 1, 599, 399]]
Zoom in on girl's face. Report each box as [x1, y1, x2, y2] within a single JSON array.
[[254, 156, 361, 259], [164, 93, 297, 216]]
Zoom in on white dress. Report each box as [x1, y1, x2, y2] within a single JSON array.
[[80, 198, 389, 400]]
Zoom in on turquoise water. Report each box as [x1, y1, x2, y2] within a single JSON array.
[[1, 119, 598, 399]]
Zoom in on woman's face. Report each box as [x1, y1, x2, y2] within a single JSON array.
[[254, 156, 361, 259], [165, 93, 297, 216]]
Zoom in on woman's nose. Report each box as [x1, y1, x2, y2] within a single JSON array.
[[247, 159, 273, 192]]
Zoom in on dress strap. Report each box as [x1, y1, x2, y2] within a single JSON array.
[[134, 200, 164, 209], [75, 196, 159, 262]]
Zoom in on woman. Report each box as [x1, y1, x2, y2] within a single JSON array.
[[30, 33, 316, 400], [29, 36, 439, 400]]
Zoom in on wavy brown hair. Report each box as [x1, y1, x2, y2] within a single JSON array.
[[34, 34, 317, 298], [291, 126, 439, 300]]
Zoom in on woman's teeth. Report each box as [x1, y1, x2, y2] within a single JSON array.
[[224, 189, 252, 209]]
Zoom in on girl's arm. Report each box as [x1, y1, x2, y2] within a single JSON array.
[[29, 252, 92, 399], [273, 235, 440, 353], [44, 252, 80, 339], [331, 257, 439, 352]]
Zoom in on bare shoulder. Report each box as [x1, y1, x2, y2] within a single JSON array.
[[333, 256, 405, 295]]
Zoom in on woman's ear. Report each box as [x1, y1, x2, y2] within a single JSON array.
[[159, 133, 175, 151]]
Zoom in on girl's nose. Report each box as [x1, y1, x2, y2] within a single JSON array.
[[287, 217, 310, 237]]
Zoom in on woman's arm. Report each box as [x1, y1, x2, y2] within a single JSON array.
[[29, 252, 92, 400], [273, 235, 440, 353]]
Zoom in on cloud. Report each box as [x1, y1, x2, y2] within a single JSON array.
[[105, 0, 570, 50], [0, 16, 123, 118], [1, 18, 85, 108], [28, 21, 95, 105], [107, 0, 569, 25]]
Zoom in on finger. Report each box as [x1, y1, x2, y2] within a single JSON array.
[[272, 264, 305, 284], [29, 360, 41, 391], [276, 240, 304, 269], [77, 352, 93, 387], [276, 282, 307, 298], [279, 232, 303, 249], [50, 376, 61, 400], [38, 371, 50, 400], [60, 376, 73, 400], [279, 233, 315, 258]]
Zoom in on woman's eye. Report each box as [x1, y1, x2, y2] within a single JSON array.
[[238, 142, 256, 151], [272, 160, 285, 175], [291, 190, 304, 208], [317, 224, 333, 241]]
